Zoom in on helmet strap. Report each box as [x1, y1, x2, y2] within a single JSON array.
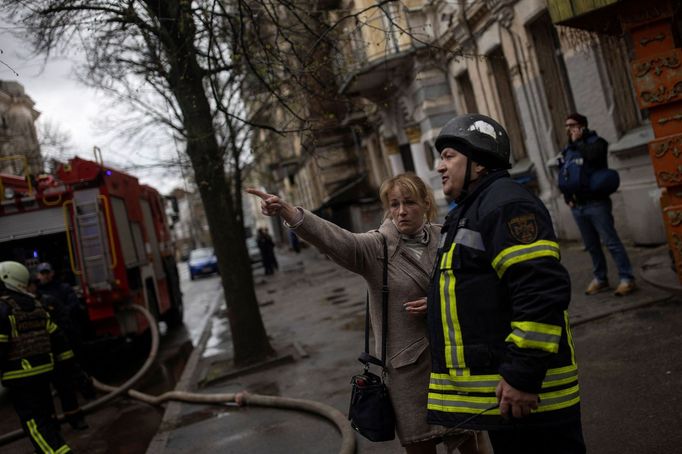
[[456, 156, 472, 203]]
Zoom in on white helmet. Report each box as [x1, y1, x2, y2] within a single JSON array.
[[0, 261, 30, 294]]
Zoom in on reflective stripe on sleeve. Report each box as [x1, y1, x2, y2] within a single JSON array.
[[491, 240, 560, 278], [505, 320, 562, 353], [0, 334, 8, 342], [56, 350, 75, 362]]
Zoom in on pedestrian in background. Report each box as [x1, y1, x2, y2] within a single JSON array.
[[247, 175, 489, 454], [558, 113, 635, 296], [288, 229, 301, 253], [428, 114, 585, 453], [0, 261, 74, 454], [256, 228, 278, 275]]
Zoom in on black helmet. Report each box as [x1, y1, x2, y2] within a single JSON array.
[[435, 114, 512, 169]]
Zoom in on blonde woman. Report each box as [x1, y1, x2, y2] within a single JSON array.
[[248, 174, 488, 454]]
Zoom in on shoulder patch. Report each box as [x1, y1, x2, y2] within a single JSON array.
[[507, 213, 538, 244]]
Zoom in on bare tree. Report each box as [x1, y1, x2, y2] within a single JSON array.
[[36, 118, 74, 170], [3, 0, 437, 363], [3, 0, 273, 365]]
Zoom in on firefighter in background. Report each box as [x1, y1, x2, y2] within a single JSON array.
[[427, 115, 585, 453], [36, 261, 96, 396], [0, 261, 74, 453], [28, 275, 90, 431]]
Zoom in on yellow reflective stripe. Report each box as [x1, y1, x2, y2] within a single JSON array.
[[56, 350, 74, 361], [440, 242, 454, 268], [439, 242, 465, 369], [2, 363, 54, 380], [506, 321, 562, 353], [428, 383, 579, 414], [430, 371, 498, 392], [439, 271, 454, 368], [428, 392, 500, 414], [21, 358, 31, 370], [430, 366, 578, 394], [0, 334, 8, 342], [538, 384, 581, 412], [47, 320, 58, 334], [27, 418, 54, 453], [491, 240, 560, 278], [9, 315, 18, 338], [544, 365, 579, 387], [56, 444, 71, 454], [565, 311, 577, 366]]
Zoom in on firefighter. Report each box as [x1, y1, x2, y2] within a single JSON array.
[[28, 275, 90, 431], [427, 114, 585, 453], [36, 262, 96, 427], [0, 261, 74, 453]]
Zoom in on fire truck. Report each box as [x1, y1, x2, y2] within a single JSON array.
[[0, 152, 183, 341]]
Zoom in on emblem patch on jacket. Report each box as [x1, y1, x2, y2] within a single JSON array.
[[507, 214, 538, 244]]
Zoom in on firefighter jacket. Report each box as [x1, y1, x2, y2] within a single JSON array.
[[0, 290, 74, 385], [427, 170, 580, 430]]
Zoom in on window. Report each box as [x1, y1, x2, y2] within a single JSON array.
[[528, 11, 575, 149], [456, 71, 478, 113], [597, 34, 643, 132], [489, 47, 527, 161]]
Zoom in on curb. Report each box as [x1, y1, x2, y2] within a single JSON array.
[[571, 295, 675, 327], [145, 284, 224, 454]]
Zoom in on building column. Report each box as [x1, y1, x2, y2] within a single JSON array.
[[383, 138, 404, 176], [622, 1, 682, 282], [405, 126, 430, 180]]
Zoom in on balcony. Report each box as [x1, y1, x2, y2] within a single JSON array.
[[548, 0, 622, 33]]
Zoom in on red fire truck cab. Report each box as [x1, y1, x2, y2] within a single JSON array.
[[0, 155, 183, 340]]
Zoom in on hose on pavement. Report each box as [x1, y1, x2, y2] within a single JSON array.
[[0, 304, 356, 454]]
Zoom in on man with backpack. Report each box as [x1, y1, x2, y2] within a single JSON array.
[[558, 113, 635, 297]]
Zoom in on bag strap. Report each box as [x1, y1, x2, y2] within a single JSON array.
[[360, 233, 389, 369]]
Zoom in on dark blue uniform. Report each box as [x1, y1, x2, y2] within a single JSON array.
[[0, 290, 74, 453], [427, 170, 584, 453]]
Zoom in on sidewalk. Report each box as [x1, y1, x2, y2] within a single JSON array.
[[147, 240, 674, 454]]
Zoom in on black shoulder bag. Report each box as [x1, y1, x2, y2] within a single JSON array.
[[348, 233, 396, 442]]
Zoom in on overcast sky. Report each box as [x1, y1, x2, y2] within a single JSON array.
[[0, 21, 184, 194]]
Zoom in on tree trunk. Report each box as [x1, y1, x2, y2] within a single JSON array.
[[152, 0, 273, 365]]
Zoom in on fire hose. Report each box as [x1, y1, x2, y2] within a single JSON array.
[[0, 304, 356, 454]]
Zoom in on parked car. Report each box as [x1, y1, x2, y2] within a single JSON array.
[[246, 237, 262, 267], [188, 247, 219, 280]]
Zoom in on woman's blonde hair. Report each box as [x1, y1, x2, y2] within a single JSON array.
[[379, 173, 437, 222]]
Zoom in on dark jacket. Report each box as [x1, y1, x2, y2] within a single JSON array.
[[427, 171, 580, 430], [0, 290, 74, 385], [37, 280, 82, 345], [559, 129, 609, 204], [37, 280, 79, 312]]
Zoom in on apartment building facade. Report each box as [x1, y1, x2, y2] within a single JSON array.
[[245, 0, 669, 244], [0, 80, 42, 176]]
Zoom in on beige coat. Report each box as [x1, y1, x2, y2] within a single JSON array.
[[294, 210, 450, 445]]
